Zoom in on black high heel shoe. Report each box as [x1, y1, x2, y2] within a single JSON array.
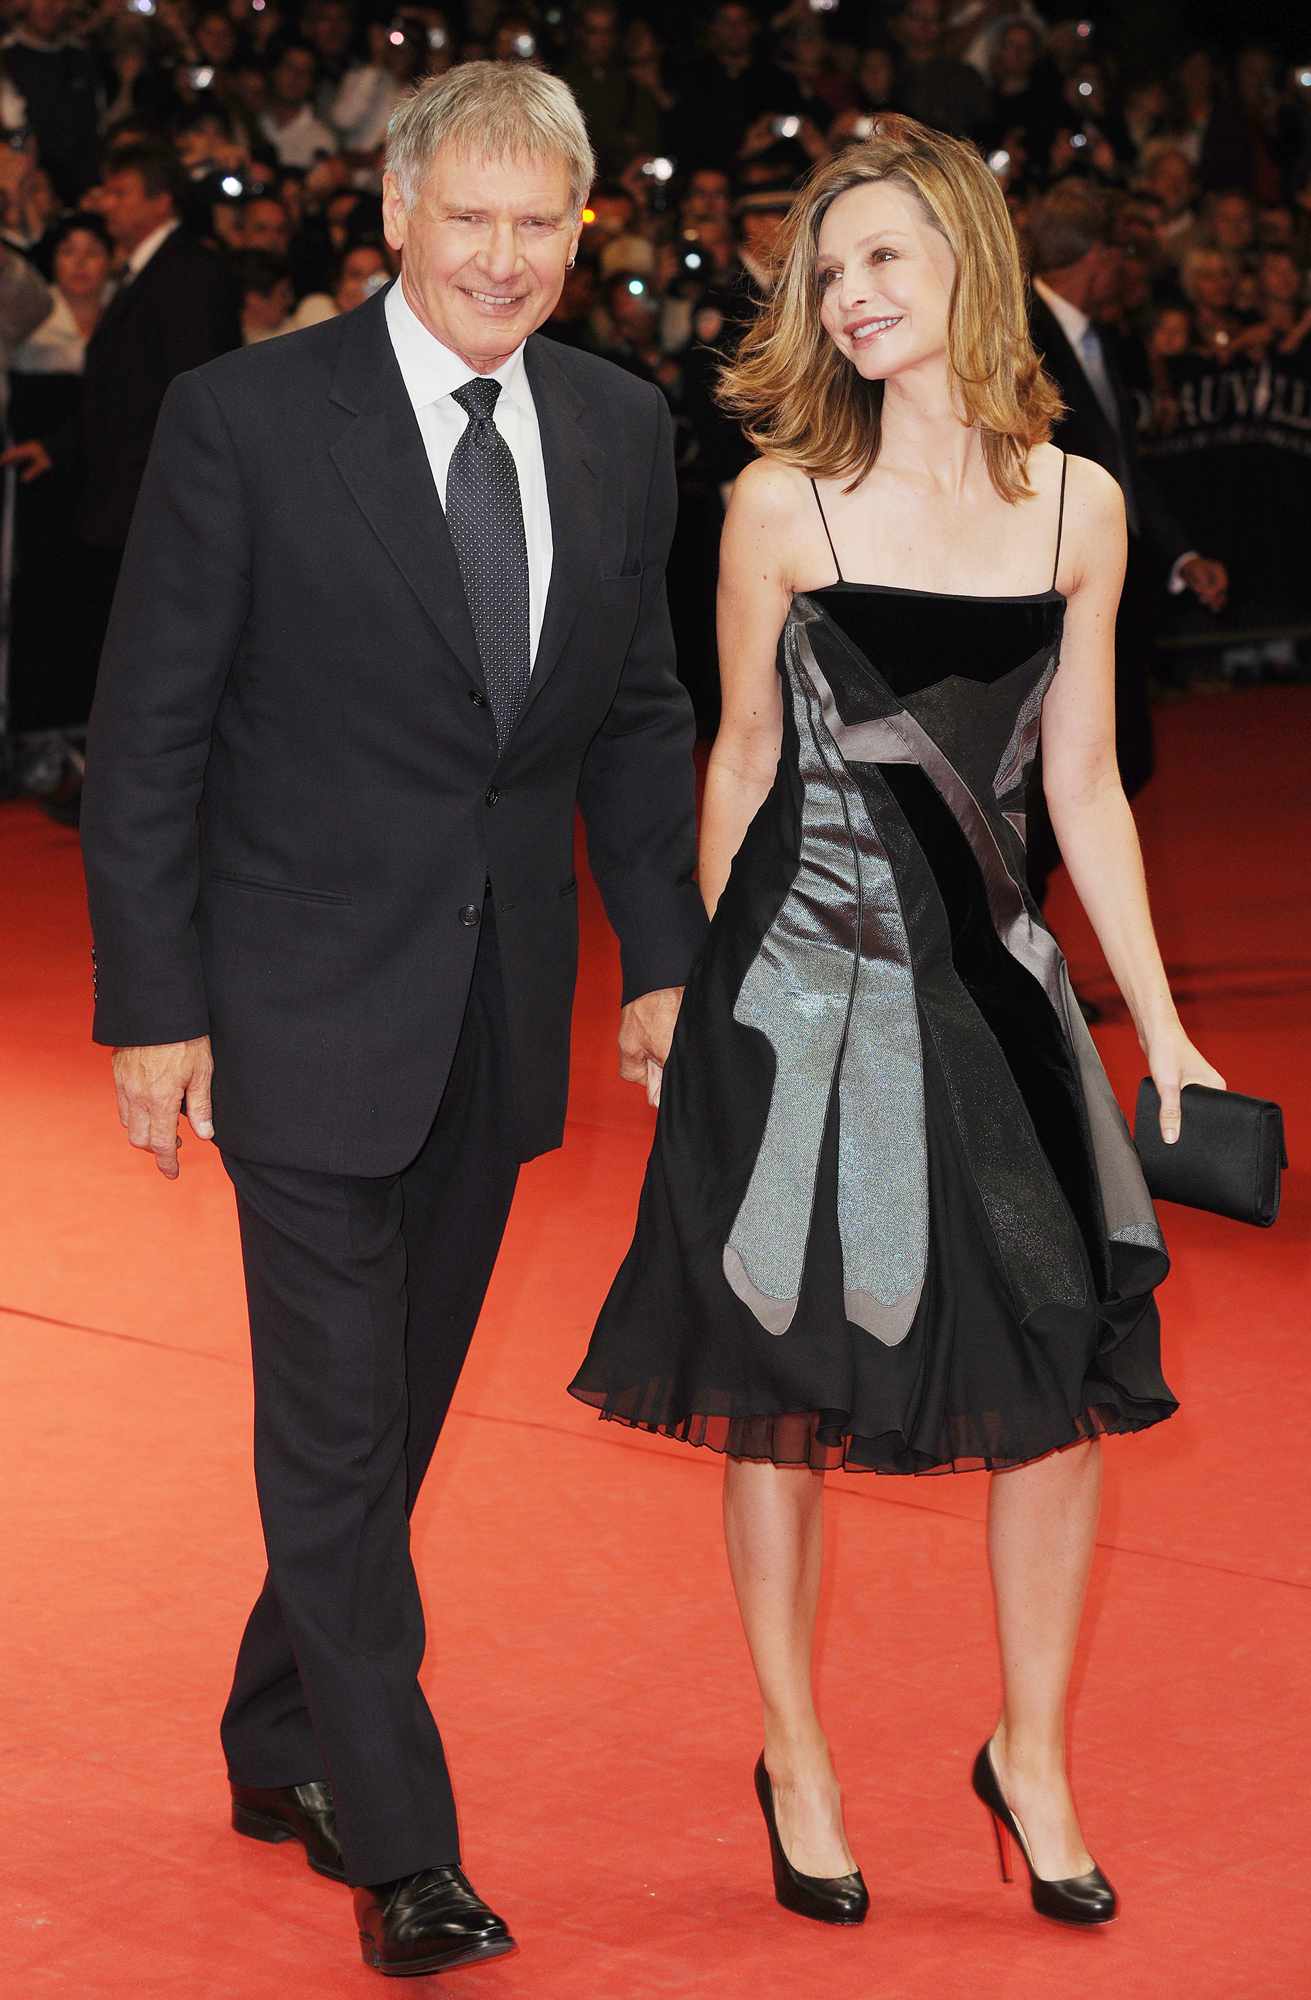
[[971, 1741, 1117, 1926], [753, 1755, 869, 1926]]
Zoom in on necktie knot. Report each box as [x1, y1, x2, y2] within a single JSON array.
[[453, 376, 502, 423]]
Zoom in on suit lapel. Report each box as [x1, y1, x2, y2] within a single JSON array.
[[518, 334, 601, 720], [328, 289, 483, 690]]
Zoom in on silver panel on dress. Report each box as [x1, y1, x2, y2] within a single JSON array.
[[722, 609, 928, 1344]]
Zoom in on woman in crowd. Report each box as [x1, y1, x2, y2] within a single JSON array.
[[572, 114, 1222, 1930], [9, 214, 113, 737]]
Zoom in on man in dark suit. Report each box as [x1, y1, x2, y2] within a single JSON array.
[[3, 141, 239, 784], [1025, 180, 1227, 904], [80, 63, 705, 1980]]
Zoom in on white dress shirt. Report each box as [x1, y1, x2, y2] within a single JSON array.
[[384, 276, 553, 667], [259, 103, 338, 169], [1033, 275, 1196, 590]]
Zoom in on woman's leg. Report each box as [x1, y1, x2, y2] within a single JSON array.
[[722, 1458, 856, 1876], [986, 1438, 1103, 1878]]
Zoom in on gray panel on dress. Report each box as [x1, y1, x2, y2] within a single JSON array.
[[722, 607, 928, 1344]]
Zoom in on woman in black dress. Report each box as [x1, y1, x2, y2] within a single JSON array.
[[570, 116, 1224, 1930]]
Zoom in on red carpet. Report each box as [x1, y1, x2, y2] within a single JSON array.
[[3, 686, 1308, 1998]]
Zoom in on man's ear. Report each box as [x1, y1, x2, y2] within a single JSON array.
[[382, 172, 408, 255]]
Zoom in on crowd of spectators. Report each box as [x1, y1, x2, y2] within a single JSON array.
[[1, 0, 1309, 774]]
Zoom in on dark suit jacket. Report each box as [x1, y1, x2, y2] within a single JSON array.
[[81, 285, 706, 1174], [1027, 289, 1189, 588], [71, 227, 240, 550]]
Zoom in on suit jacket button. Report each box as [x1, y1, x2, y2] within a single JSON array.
[[458, 903, 481, 927], [468, 689, 487, 707]]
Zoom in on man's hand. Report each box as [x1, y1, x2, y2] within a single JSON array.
[[112, 1036, 215, 1180], [618, 987, 683, 1108], [0, 439, 52, 484], [1180, 554, 1228, 612]]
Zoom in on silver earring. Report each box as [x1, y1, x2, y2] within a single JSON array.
[[566, 256, 576, 269]]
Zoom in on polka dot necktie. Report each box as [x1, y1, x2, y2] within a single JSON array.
[[446, 376, 530, 750]]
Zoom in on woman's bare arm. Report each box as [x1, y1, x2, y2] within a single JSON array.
[[700, 460, 792, 918], [1040, 454, 1224, 1138]]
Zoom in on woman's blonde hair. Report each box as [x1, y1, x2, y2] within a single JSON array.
[[717, 115, 1062, 503]]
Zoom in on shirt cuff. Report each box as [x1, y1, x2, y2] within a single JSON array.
[[1167, 551, 1199, 594]]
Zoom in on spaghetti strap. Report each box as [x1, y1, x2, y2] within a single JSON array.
[[1051, 450, 1068, 590], [810, 477, 843, 584]]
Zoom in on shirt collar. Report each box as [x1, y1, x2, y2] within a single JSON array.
[[126, 219, 180, 280], [385, 276, 529, 415], [1033, 275, 1091, 349]]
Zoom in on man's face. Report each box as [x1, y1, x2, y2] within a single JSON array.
[[1210, 194, 1253, 252], [383, 145, 582, 371], [273, 49, 317, 109], [712, 5, 755, 62], [684, 170, 730, 226], [99, 168, 174, 253], [899, 0, 942, 60], [1149, 151, 1193, 217], [244, 197, 291, 253], [26, 0, 69, 41], [308, 0, 353, 62], [1087, 239, 1123, 315], [578, 6, 616, 66], [175, 117, 228, 171]]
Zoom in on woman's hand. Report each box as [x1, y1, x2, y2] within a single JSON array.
[[1145, 1027, 1226, 1144]]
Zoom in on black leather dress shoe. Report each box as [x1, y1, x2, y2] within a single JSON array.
[[355, 1867, 517, 1977], [230, 1779, 346, 1882]]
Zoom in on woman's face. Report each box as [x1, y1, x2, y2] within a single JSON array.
[[1187, 254, 1233, 311], [1151, 308, 1191, 357], [1260, 252, 1301, 306], [195, 12, 237, 64], [55, 227, 113, 302], [335, 245, 389, 312], [816, 179, 954, 386]]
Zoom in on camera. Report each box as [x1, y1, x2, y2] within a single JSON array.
[[125, 0, 156, 14], [853, 115, 875, 140], [428, 26, 448, 50], [188, 66, 215, 90], [770, 115, 801, 140], [987, 149, 1011, 177], [512, 31, 536, 59], [1069, 131, 1089, 150], [640, 156, 674, 183]]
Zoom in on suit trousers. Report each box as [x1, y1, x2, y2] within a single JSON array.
[[218, 901, 520, 1884]]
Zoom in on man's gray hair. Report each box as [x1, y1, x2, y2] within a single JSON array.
[[386, 62, 597, 215]]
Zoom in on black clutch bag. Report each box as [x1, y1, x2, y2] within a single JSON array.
[[1133, 1079, 1288, 1227]]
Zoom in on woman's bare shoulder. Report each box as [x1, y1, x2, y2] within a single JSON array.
[[730, 455, 815, 525], [1058, 449, 1125, 523]]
